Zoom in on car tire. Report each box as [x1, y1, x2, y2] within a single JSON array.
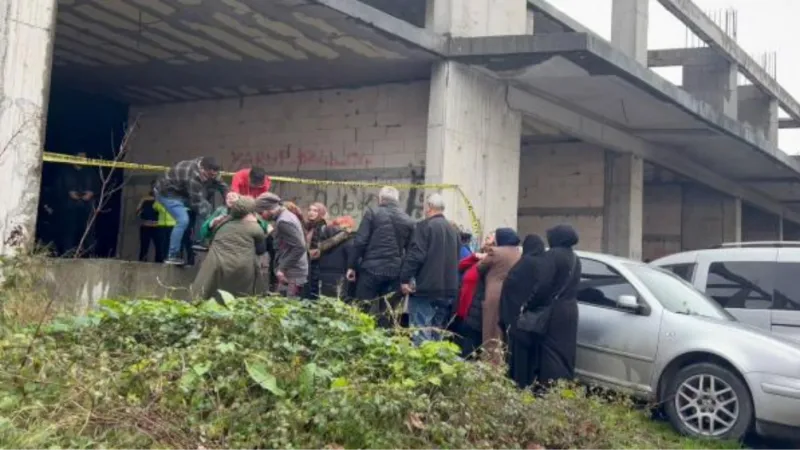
[[664, 362, 753, 441]]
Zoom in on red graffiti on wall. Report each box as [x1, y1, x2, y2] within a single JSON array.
[[230, 146, 372, 171]]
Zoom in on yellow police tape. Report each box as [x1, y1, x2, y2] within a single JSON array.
[[42, 152, 483, 238]]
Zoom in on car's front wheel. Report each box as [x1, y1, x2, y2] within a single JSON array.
[[664, 362, 754, 441]]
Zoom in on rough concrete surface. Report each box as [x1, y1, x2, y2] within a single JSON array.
[[45, 258, 198, 313]]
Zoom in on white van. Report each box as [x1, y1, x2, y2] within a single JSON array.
[[651, 242, 800, 340]]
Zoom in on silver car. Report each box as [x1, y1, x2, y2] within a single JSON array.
[[574, 251, 800, 441]]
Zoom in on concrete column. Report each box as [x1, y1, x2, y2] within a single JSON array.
[[0, 0, 58, 255], [682, 55, 738, 119], [611, 0, 649, 64], [737, 85, 779, 144], [425, 0, 525, 236], [681, 184, 741, 249], [426, 0, 527, 37], [603, 152, 643, 260], [741, 203, 782, 242]]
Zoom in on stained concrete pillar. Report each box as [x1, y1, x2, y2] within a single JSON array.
[[611, 0, 649, 64], [0, 0, 58, 255], [681, 185, 741, 249], [642, 184, 682, 261], [425, 0, 525, 236], [737, 85, 779, 144], [682, 55, 738, 119], [603, 152, 643, 260], [741, 203, 782, 242]]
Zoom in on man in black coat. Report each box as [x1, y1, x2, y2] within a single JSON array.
[[399, 193, 460, 346], [346, 186, 415, 326]]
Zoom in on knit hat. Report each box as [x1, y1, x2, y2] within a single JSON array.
[[229, 195, 255, 219], [254, 192, 281, 212], [494, 227, 520, 247]]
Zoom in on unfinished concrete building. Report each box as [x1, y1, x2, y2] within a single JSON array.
[[2, 0, 800, 270]]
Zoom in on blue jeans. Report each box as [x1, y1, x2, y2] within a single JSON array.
[[408, 296, 452, 346], [155, 194, 189, 259]]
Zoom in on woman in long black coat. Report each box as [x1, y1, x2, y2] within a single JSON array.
[[499, 234, 556, 388], [537, 224, 582, 385]]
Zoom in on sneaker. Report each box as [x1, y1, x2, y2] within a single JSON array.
[[191, 243, 209, 252], [164, 257, 185, 266]]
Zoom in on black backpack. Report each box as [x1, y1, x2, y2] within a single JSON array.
[[139, 198, 159, 222]]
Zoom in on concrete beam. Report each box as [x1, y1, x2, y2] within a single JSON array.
[[655, 0, 800, 125], [780, 118, 799, 129], [647, 47, 720, 68], [311, 0, 447, 55], [506, 85, 800, 224]]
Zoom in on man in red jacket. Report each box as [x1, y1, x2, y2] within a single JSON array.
[[231, 166, 271, 197]]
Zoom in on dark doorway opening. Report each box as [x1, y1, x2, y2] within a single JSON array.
[[36, 84, 129, 258]]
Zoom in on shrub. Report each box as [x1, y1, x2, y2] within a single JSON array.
[[0, 297, 739, 449]]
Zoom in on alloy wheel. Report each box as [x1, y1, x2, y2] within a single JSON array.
[[674, 373, 739, 437]]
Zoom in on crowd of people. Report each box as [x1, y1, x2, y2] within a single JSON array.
[[139, 156, 583, 388]]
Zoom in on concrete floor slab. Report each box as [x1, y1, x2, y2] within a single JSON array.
[[51, 0, 442, 104], [447, 32, 800, 209]]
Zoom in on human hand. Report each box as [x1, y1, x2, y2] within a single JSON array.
[[309, 249, 320, 260], [276, 271, 287, 284], [346, 269, 356, 282], [210, 215, 226, 228], [475, 252, 487, 260], [400, 283, 414, 295], [69, 191, 81, 200], [83, 191, 94, 201]]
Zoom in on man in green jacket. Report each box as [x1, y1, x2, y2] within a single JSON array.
[[198, 192, 270, 242]]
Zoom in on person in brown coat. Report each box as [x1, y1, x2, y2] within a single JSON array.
[[477, 227, 521, 364]]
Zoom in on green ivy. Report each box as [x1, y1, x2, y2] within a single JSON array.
[[0, 297, 739, 449]]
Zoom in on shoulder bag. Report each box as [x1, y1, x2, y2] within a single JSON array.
[[512, 254, 577, 343]]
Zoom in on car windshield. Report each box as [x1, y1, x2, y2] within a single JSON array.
[[625, 263, 735, 321]]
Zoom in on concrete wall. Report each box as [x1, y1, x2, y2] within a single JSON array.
[[742, 203, 782, 241], [45, 258, 197, 314], [518, 142, 605, 251], [642, 184, 682, 261], [121, 81, 431, 259]]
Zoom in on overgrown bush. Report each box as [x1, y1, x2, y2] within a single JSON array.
[[0, 249, 54, 329], [0, 297, 738, 449]]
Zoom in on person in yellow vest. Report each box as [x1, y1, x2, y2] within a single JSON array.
[[137, 182, 176, 263]]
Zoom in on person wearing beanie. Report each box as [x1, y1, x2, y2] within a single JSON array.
[[255, 192, 308, 297], [465, 227, 521, 365], [191, 195, 266, 302]]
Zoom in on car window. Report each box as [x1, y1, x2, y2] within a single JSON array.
[[705, 261, 775, 309], [577, 258, 638, 309], [773, 262, 800, 311], [661, 263, 696, 282], [626, 264, 735, 321]]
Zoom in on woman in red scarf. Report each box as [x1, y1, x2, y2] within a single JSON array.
[[452, 233, 495, 358]]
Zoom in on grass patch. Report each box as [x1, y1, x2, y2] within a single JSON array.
[[0, 296, 741, 449]]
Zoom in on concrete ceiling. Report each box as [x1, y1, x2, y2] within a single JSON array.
[[51, 0, 438, 104]]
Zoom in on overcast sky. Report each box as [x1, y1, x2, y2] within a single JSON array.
[[548, 0, 800, 154]]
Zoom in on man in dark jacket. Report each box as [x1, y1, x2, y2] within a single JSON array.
[[346, 186, 415, 324], [154, 156, 228, 265], [400, 193, 460, 346]]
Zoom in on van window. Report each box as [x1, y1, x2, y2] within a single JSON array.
[[661, 263, 696, 282], [773, 263, 800, 310], [705, 262, 775, 309]]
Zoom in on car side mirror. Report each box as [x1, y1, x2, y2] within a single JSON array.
[[617, 294, 640, 313]]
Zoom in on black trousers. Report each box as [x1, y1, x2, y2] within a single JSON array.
[[355, 271, 402, 328], [138, 226, 170, 263]]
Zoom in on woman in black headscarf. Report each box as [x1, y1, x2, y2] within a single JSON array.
[[500, 234, 556, 389], [537, 224, 582, 385]]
